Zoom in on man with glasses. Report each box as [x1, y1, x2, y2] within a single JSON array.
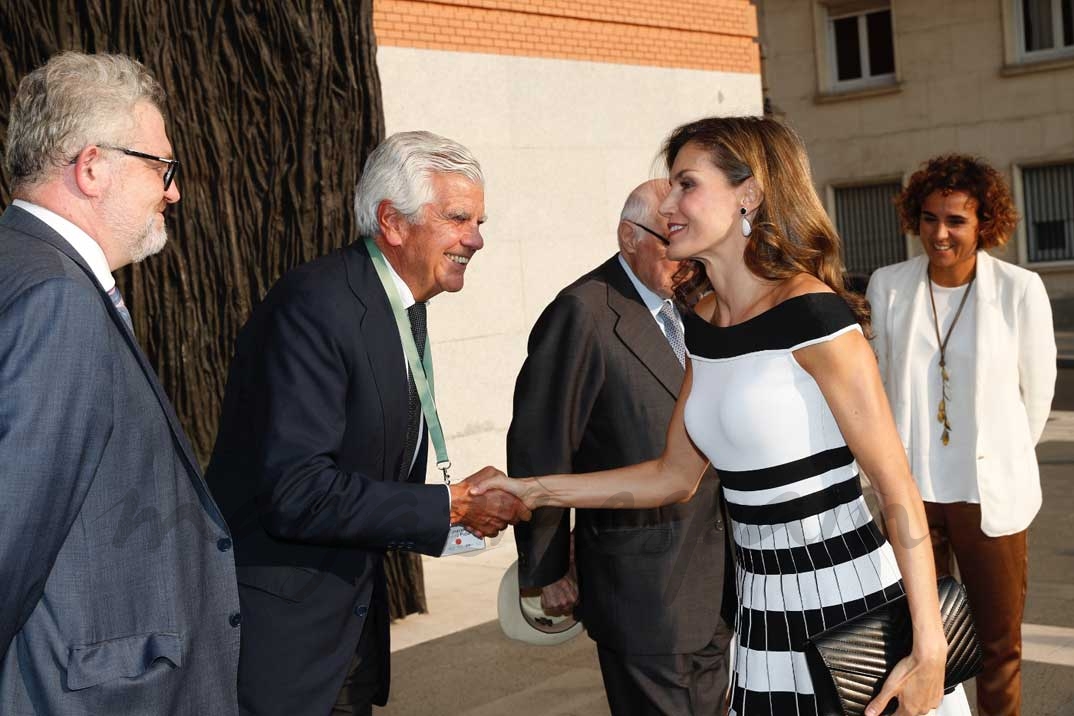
[[0, 52, 240, 714], [508, 179, 734, 716]]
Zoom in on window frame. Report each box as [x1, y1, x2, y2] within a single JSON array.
[[1003, 0, 1074, 71], [1013, 159, 1074, 269], [813, 0, 901, 100], [828, 7, 895, 90]]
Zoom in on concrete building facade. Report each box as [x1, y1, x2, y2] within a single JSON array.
[[372, 0, 763, 479], [757, 0, 1074, 301]]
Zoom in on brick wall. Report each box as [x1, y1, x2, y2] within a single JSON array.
[[373, 0, 760, 73]]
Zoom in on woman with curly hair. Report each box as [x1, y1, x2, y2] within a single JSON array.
[[866, 155, 1057, 715], [480, 117, 971, 715]]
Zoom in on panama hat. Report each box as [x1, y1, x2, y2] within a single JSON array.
[[497, 560, 583, 646]]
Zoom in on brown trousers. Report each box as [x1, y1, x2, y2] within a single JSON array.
[[925, 501, 1028, 716]]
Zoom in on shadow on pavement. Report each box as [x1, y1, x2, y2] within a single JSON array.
[[381, 621, 608, 716]]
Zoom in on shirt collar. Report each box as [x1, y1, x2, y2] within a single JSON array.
[[618, 253, 672, 320], [381, 253, 417, 309], [13, 199, 115, 291]]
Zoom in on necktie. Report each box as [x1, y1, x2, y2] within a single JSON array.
[[658, 301, 686, 368], [107, 285, 134, 333], [399, 302, 428, 479]]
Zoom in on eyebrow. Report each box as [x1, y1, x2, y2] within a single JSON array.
[[445, 209, 487, 223], [922, 209, 970, 220]]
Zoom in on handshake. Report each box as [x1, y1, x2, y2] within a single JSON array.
[[447, 466, 535, 539]]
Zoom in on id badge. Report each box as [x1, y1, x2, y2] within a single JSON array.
[[441, 524, 485, 556]]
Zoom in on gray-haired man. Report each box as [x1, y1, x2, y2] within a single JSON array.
[[0, 52, 241, 714], [205, 131, 529, 715], [510, 179, 733, 716]]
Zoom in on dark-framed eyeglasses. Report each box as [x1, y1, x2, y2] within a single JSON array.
[[626, 220, 668, 245], [71, 144, 181, 191]]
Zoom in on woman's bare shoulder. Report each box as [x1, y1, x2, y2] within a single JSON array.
[[778, 273, 834, 301]]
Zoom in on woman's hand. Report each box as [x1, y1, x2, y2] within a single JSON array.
[[865, 637, 946, 716], [467, 471, 544, 510]]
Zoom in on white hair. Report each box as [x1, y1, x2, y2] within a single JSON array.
[[620, 186, 652, 225], [354, 131, 483, 236], [619, 179, 668, 234]]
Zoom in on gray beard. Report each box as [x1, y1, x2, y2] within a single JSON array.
[[126, 216, 168, 264]]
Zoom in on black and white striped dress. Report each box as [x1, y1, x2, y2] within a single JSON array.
[[683, 294, 906, 716]]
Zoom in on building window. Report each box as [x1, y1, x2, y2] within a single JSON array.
[[832, 182, 905, 275], [1023, 162, 1074, 262], [1020, 0, 1074, 57], [828, 2, 895, 89]]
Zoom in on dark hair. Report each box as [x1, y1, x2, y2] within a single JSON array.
[[896, 154, 1018, 250], [664, 116, 869, 329]]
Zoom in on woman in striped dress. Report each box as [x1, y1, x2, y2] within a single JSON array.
[[479, 116, 967, 716]]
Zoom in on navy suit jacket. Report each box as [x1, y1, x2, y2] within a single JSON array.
[[206, 240, 451, 714], [0, 205, 241, 714]]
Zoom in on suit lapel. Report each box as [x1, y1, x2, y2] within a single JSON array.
[[344, 241, 410, 481], [602, 257, 684, 398], [0, 206, 227, 530]]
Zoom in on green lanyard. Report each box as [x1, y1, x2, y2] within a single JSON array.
[[364, 237, 452, 483]]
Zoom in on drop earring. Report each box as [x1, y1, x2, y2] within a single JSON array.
[[740, 207, 752, 237]]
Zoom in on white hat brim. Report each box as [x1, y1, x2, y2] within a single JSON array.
[[497, 560, 583, 646]]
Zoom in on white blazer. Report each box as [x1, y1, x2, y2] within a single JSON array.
[[866, 251, 1057, 536]]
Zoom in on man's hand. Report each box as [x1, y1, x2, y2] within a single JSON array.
[[449, 466, 532, 538], [540, 531, 579, 615], [539, 572, 579, 616]]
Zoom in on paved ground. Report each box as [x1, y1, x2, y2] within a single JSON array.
[[381, 367, 1074, 715]]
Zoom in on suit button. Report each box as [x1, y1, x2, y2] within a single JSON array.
[[229, 612, 242, 628], [355, 605, 368, 618], [217, 537, 233, 552]]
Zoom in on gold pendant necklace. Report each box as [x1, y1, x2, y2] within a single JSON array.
[[926, 266, 976, 446]]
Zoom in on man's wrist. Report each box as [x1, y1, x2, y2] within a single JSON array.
[[447, 482, 466, 524]]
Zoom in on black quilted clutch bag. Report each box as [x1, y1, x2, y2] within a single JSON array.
[[804, 576, 983, 716]]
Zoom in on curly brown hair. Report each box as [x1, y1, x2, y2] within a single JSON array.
[[896, 155, 1019, 249], [663, 116, 870, 330]]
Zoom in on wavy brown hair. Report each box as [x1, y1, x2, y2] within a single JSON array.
[[664, 116, 869, 329], [896, 154, 1018, 250]]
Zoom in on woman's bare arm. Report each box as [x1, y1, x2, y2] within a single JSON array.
[[794, 329, 946, 716], [473, 364, 710, 510]]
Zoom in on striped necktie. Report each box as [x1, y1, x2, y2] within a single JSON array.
[[107, 285, 134, 333], [658, 300, 686, 368]]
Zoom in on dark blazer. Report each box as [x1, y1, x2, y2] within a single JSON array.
[[0, 205, 241, 714], [205, 240, 451, 715], [509, 255, 733, 655]]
